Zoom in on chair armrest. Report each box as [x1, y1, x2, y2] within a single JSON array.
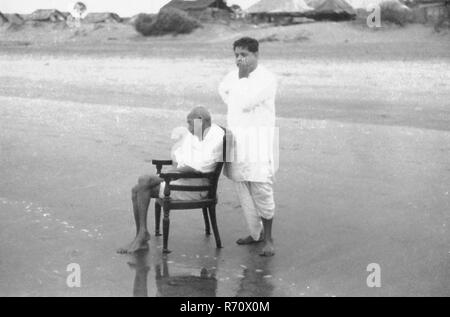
[[159, 171, 216, 181], [151, 159, 173, 166], [150, 159, 173, 175]]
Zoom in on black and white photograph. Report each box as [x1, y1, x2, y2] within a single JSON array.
[[0, 0, 449, 298]]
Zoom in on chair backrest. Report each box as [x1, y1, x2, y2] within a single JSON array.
[[207, 126, 227, 199]]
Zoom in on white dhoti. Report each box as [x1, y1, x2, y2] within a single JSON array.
[[234, 181, 275, 241]]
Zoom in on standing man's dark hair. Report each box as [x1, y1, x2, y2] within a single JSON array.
[[233, 37, 259, 53]]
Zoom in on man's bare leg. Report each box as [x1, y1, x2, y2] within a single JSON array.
[[128, 184, 152, 252], [260, 217, 274, 256], [132, 188, 140, 235], [117, 185, 151, 253], [117, 175, 161, 254]]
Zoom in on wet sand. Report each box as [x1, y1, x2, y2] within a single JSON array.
[[0, 93, 449, 296], [0, 27, 449, 296]]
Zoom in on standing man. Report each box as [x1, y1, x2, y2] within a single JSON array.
[[219, 37, 278, 257]]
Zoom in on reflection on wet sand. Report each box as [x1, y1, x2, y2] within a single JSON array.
[[155, 258, 218, 297], [128, 251, 151, 297], [128, 250, 219, 297], [126, 246, 278, 297], [236, 251, 274, 297]]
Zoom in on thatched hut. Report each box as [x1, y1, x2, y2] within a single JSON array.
[[3, 13, 24, 25], [161, 0, 232, 21], [83, 12, 123, 23], [29, 9, 66, 22], [0, 12, 8, 25], [306, 0, 356, 21], [247, 0, 314, 24], [248, 0, 314, 13], [420, 1, 448, 23], [61, 11, 74, 20], [345, 0, 386, 9], [409, 0, 449, 28]]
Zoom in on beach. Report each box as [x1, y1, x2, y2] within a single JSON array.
[[0, 20, 449, 296]]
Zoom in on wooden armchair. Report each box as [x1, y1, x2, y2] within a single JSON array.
[[151, 129, 226, 254]]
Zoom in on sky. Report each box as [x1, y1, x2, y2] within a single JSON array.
[[0, 0, 261, 16]]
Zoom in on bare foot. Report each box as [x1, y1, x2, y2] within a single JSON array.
[[236, 235, 264, 245], [117, 232, 150, 254], [259, 241, 275, 257]]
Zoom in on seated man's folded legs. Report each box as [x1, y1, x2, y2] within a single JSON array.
[[136, 174, 164, 190]]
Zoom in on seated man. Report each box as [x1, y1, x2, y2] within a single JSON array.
[[117, 107, 224, 254]]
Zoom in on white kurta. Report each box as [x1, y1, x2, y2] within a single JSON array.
[[219, 65, 277, 183]]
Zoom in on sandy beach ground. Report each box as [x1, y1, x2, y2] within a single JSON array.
[[0, 21, 449, 296]]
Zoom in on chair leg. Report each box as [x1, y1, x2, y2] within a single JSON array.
[[162, 207, 171, 254], [202, 207, 211, 236], [208, 205, 222, 248], [155, 202, 162, 236]]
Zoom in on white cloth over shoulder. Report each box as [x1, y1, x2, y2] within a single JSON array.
[[173, 123, 224, 173], [159, 124, 224, 200], [219, 65, 277, 183]]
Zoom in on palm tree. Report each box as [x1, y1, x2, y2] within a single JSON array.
[[73, 2, 87, 20], [230, 4, 244, 19]]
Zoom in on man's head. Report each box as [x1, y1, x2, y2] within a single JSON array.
[[187, 106, 212, 138], [233, 37, 259, 72]]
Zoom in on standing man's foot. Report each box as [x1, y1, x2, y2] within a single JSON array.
[[117, 232, 150, 254], [259, 241, 275, 257], [236, 234, 264, 245]]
